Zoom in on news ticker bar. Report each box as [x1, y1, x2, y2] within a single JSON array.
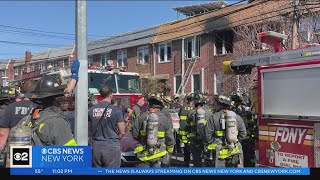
[[10, 168, 310, 175]]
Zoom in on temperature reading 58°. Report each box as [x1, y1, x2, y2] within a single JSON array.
[[35, 169, 43, 174]]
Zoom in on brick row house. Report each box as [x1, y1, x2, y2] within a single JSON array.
[[1, 0, 318, 102]]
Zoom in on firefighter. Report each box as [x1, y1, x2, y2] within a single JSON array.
[[89, 86, 125, 167], [13, 75, 77, 146], [186, 93, 213, 167], [149, 93, 173, 131], [172, 94, 183, 110], [0, 90, 35, 151], [0, 87, 16, 167], [177, 93, 194, 166], [230, 94, 250, 128], [130, 96, 146, 139], [132, 94, 174, 167], [204, 94, 247, 167], [162, 95, 172, 109]]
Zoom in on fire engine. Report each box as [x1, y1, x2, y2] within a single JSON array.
[[87, 64, 142, 108], [48, 61, 143, 109], [223, 31, 320, 168]]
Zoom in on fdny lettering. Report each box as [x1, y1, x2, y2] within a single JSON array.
[[93, 108, 112, 118], [274, 127, 307, 144], [15, 107, 30, 115]]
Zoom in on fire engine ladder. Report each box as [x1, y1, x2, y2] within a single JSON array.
[[176, 57, 197, 94], [230, 46, 320, 69]]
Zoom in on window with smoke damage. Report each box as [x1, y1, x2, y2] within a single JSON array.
[[214, 30, 233, 56]]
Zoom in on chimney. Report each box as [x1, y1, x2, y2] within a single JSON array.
[[25, 51, 32, 72]]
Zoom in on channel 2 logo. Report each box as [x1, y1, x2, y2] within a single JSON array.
[[10, 146, 32, 168]]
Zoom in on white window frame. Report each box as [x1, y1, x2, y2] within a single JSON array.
[[20, 67, 24, 75], [63, 59, 69, 68], [40, 63, 45, 71], [117, 49, 127, 67], [214, 73, 218, 95], [100, 54, 109, 66], [30, 64, 35, 72], [214, 73, 223, 95], [184, 36, 200, 60], [88, 55, 93, 66], [214, 32, 226, 56], [174, 74, 182, 95], [52, 61, 58, 68], [214, 31, 234, 56], [137, 46, 149, 65], [14, 68, 18, 75], [191, 73, 201, 93], [158, 42, 172, 63]]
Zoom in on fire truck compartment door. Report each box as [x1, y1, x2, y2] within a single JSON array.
[[261, 64, 320, 118]]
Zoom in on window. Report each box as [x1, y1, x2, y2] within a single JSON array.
[[100, 54, 109, 66], [192, 73, 201, 93], [137, 47, 149, 65], [214, 73, 224, 95], [158, 43, 172, 63], [63, 59, 69, 67], [174, 75, 182, 94], [40, 63, 45, 71], [53, 61, 58, 68], [89, 73, 116, 93], [184, 36, 200, 59], [1, 71, 4, 77], [14, 68, 18, 75], [117, 75, 141, 93], [20, 67, 25, 75], [30, 64, 35, 72], [88, 56, 93, 66], [117, 50, 127, 67], [214, 30, 233, 55]]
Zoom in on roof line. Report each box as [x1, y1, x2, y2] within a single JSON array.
[[89, 25, 160, 43]]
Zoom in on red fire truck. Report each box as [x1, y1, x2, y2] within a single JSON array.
[[51, 64, 143, 109], [87, 65, 142, 108], [223, 31, 320, 168]]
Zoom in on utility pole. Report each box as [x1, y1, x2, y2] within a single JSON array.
[[75, 0, 88, 145], [291, 0, 299, 49]]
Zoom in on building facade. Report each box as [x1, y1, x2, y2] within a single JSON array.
[[1, 0, 318, 103]]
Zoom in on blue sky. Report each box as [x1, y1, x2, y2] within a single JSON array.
[[0, 0, 240, 60]]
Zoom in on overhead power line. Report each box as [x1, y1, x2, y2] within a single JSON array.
[[0, 24, 106, 38], [0, 40, 68, 47], [0, 29, 75, 40]]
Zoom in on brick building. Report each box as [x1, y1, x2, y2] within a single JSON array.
[[1, 0, 318, 101]]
